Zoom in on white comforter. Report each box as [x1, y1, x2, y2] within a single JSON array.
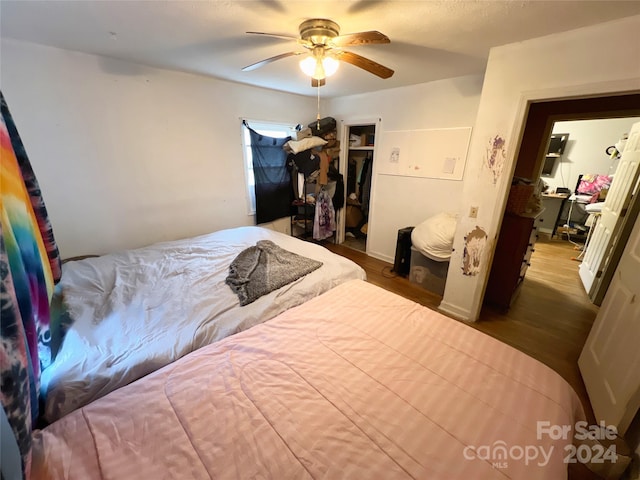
[[41, 226, 365, 422]]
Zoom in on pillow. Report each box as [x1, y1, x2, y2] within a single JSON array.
[[411, 212, 458, 262], [284, 136, 327, 154]]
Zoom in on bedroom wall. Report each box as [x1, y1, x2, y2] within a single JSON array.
[[544, 117, 640, 192], [326, 74, 483, 262], [0, 39, 317, 257], [439, 15, 640, 322]]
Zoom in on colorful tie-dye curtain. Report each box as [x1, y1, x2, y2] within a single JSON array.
[[1, 91, 61, 478]]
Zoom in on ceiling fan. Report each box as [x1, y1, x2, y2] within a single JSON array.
[[242, 18, 394, 87]]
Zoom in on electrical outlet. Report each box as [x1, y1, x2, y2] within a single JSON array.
[[469, 206, 479, 218]]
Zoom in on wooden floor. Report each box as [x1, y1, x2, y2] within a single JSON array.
[[325, 234, 598, 426]]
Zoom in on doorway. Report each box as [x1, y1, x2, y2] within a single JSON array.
[[337, 119, 380, 253], [508, 93, 640, 307], [537, 116, 639, 268], [479, 94, 640, 427]]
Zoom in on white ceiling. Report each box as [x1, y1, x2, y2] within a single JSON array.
[[2, 1, 640, 98]]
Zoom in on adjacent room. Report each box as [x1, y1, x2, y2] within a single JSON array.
[[1, 2, 640, 480]]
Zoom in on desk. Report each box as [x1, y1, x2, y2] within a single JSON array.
[[541, 193, 569, 237]]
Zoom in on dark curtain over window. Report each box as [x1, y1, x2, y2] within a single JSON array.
[[247, 126, 292, 224]]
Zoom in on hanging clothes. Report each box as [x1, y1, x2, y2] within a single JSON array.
[[246, 124, 291, 224], [287, 150, 320, 177], [347, 159, 357, 195], [318, 151, 330, 186], [361, 156, 373, 214], [358, 156, 371, 205], [327, 165, 344, 211], [332, 174, 345, 210], [287, 161, 306, 201], [313, 189, 336, 241]]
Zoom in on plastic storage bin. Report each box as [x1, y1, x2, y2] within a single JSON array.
[[409, 246, 449, 295]]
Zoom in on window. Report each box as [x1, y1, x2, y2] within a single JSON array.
[[241, 120, 296, 215]]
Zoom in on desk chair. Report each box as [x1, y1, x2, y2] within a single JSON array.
[[574, 202, 603, 261]]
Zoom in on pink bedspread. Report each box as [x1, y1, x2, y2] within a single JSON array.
[[33, 280, 584, 479]]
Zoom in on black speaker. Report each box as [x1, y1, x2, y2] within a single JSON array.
[[393, 227, 414, 277]]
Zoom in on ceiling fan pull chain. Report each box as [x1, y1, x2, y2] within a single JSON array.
[[317, 83, 321, 131]]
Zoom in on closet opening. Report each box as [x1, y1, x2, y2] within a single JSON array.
[[337, 120, 379, 253]]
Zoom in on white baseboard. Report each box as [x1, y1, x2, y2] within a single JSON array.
[[438, 301, 474, 322], [367, 250, 394, 264]]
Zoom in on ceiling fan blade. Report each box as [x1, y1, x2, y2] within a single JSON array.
[[242, 51, 304, 72], [332, 31, 390, 47], [246, 31, 300, 41], [336, 51, 394, 79], [311, 78, 326, 87]]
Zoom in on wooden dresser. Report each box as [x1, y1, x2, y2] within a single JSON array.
[[485, 211, 542, 311]]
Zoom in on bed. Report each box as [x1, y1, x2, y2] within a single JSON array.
[[2, 92, 584, 480], [33, 280, 585, 480], [41, 225, 366, 423]]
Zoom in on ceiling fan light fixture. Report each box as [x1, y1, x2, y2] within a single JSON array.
[[322, 56, 339, 77], [299, 55, 339, 80], [299, 55, 321, 79]]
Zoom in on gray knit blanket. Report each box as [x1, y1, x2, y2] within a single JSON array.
[[226, 240, 323, 306]]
